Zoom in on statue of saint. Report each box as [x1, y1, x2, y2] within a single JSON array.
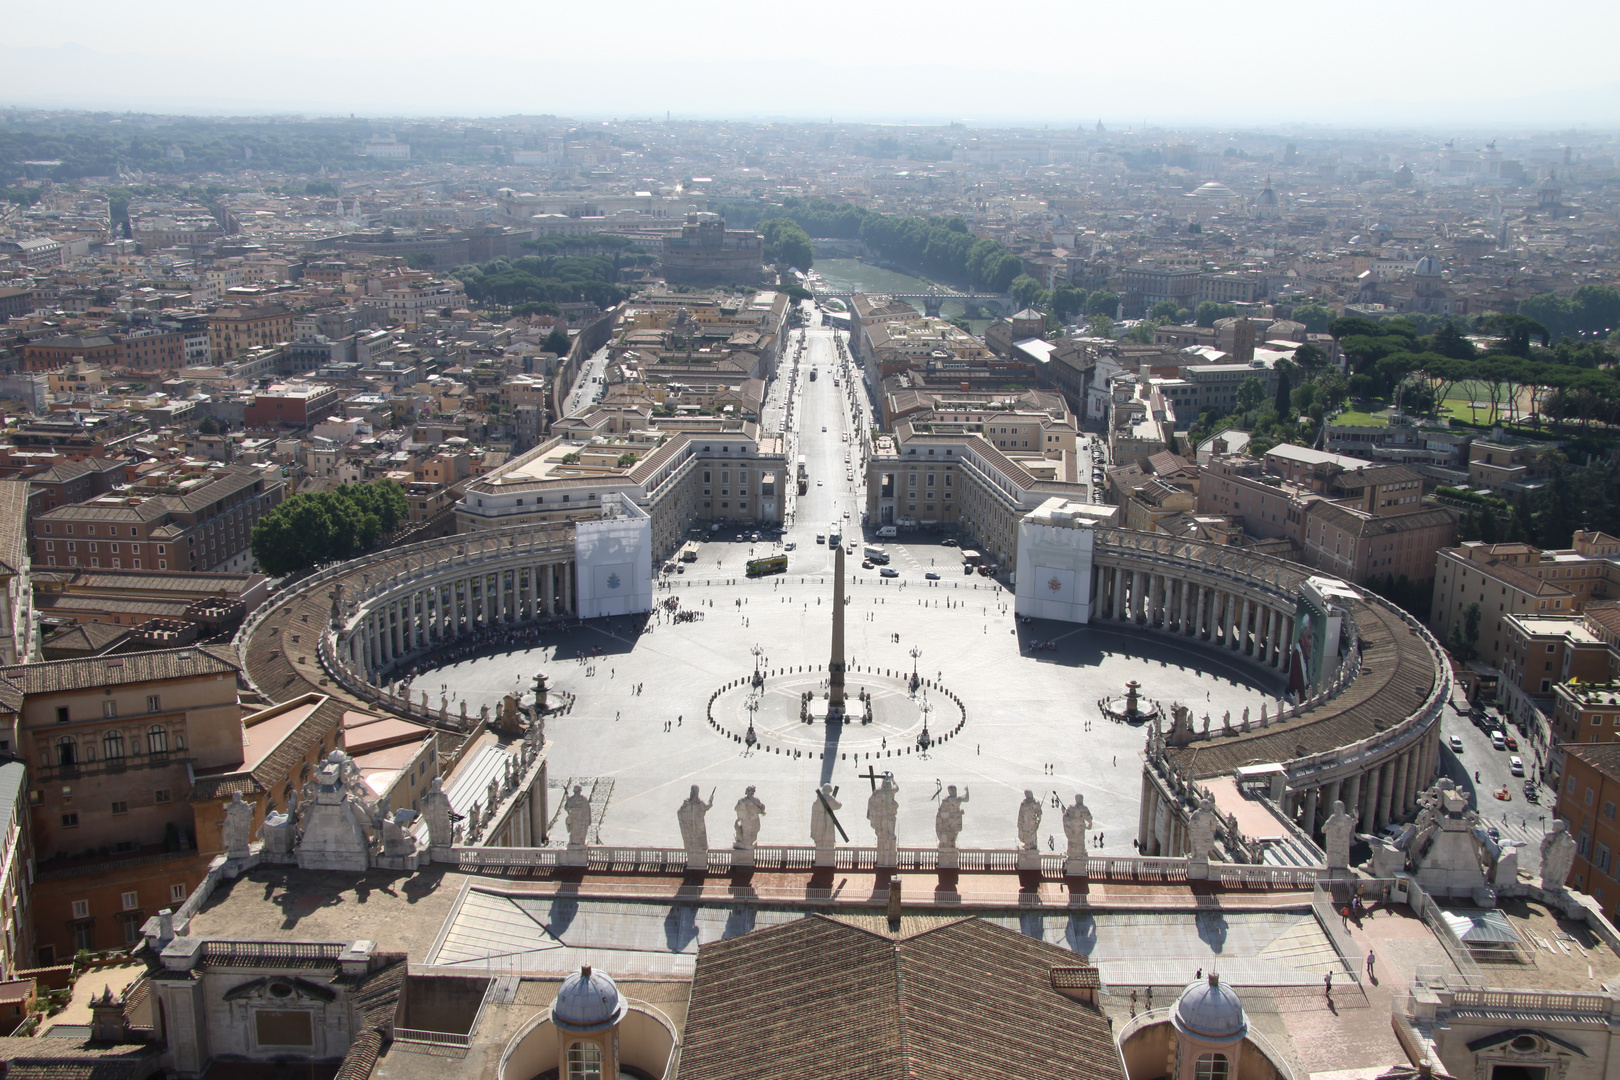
[[1016, 789, 1042, 851], [935, 785, 969, 850], [733, 786, 766, 850], [810, 783, 842, 854], [1187, 796, 1217, 861], [422, 778, 452, 848], [1062, 794, 1093, 860], [677, 785, 715, 858], [1541, 819, 1577, 891], [563, 785, 592, 848], [222, 791, 254, 858], [867, 777, 899, 864], [1322, 799, 1355, 871]]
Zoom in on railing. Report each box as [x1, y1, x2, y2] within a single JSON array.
[[203, 940, 347, 961], [1310, 883, 1362, 985], [1113, 1006, 1171, 1045], [394, 1027, 473, 1048], [444, 844, 1319, 887], [1448, 989, 1613, 1017]]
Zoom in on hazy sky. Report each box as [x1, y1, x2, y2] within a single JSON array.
[[6, 0, 1620, 126]]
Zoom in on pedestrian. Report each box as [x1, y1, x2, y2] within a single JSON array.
[[1325, 971, 1333, 996], [1341, 905, 1349, 927], [1366, 950, 1376, 976]]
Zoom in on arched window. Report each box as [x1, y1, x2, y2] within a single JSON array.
[[103, 730, 125, 760], [566, 1040, 603, 1080], [172, 730, 185, 752], [56, 736, 77, 767], [147, 726, 167, 755], [1195, 1053, 1229, 1080]]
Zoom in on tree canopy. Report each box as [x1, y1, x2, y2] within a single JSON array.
[[251, 480, 410, 577]]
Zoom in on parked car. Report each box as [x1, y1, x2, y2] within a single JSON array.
[[862, 560, 875, 569], [1449, 735, 1464, 752], [1505, 734, 1519, 751], [1491, 731, 1507, 750], [1524, 782, 1540, 802], [880, 567, 899, 578], [942, 538, 957, 547], [1509, 756, 1525, 776], [925, 572, 940, 580]]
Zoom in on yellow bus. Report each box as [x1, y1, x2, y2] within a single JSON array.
[[746, 554, 788, 577], [679, 541, 701, 562]]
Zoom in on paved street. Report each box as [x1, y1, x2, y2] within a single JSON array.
[[428, 312, 1282, 854], [1436, 703, 1552, 874]]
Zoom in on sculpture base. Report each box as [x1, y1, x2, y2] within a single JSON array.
[[806, 700, 849, 724], [561, 846, 588, 867], [814, 848, 837, 868], [1064, 856, 1089, 878], [1017, 849, 1042, 870], [685, 853, 710, 873], [731, 848, 755, 867], [937, 848, 959, 870]]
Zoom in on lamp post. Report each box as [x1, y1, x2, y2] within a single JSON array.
[[752, 643, 766, 688], [909, 646, 921, 692]]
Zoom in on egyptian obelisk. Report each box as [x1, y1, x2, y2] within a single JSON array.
[[828, 544, 846, 718]]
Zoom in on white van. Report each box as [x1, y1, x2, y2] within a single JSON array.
[[1509, 756, 1525, 776], [876, 525, 898, 538], [1491, 730, 1507, 750]]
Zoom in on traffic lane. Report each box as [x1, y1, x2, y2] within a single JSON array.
[[1436, 706, 1548, 870]]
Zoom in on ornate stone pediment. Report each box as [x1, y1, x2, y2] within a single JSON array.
[[223, 976, 338, 1005]]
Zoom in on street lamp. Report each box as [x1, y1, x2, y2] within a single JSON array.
[[752, 643, 766, 687], [909, 646, 921, 692]]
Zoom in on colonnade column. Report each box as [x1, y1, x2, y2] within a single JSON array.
[[1392, 753, 1411, 821], [1238, 597, 1252, 653], [1360, 764, 1381, 831], [1194, 586, 1206, 638], [1324, 779, 1343, 821], [1302, 787, 1319, 837], [1376, 760, 1396, 829], [1343, 774, 1361, 828]]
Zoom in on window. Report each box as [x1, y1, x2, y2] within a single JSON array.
[[103, 701, 117, 719], [147, 727, 167, 754], [566, 1041, 604, 1080], [147, 696, 161, 714], [1599, 845, 1612, 875], [111, 801, 128, 815], [56, 707, 70, 724], [56, 736, 76, 766], [121, 891, 139, 911], [103, 730, 124, 759], [61, 812, 79, 828], [171, 883, 187, 903], [71, 900, 89, 919], [154, 789, 171, 804], [1195, 1054, 1229, 1080]]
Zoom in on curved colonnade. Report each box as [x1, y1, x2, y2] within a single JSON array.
[[1092, 529, 1450, 856], [236, 523, 1450, 863]]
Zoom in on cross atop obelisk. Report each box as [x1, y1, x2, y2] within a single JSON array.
[[829, 544, 846, 718]]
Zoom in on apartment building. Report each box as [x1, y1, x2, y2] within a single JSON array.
[[1196, 447, 1455, 586], [208, 303, 293, 362], [21, 335, 119, 373], [30, 463, 284, 575], [0, 762, 33, 978], [1431, 532, 1620, 668], [7, 646, 241, 960], [456, 421, 788, 563], [1554, 743, 1620, 908]]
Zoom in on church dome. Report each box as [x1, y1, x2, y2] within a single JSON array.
[[552, 965, 628, 1032], [1172, 973, 1247, 1043], [1191, 181, 1236, 199], [1414, 256, 1442, 277]]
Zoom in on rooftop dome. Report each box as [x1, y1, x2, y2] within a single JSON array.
[[552, 965, 628, 1032], [1172, 973, 1247, 1043], [1190, 181, 1236, 199], [1414, 255, 1442, 277]]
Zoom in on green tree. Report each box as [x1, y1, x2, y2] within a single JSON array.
[[1009, 275, 1046, 309], [1291, 342, 1329, 371], [1274, 369, 1292, 416], [1236, 376, 1267, 413], [1290, 302, 1333, 334], [1148, 301, 1181, 321], [196, 414, 222, 435], [1087, 314, 1114, 338], [1086, 291, 1120, 318], [542, 327, 570, 355], [757, 217, 814, 269], [1049, 285, 1088, 321], [1428, 320, 1476, 359], [1194, 301, 1237, 327]]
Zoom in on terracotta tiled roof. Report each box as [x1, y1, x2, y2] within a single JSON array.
[[679, 915, 1123, 1080], [1169, 596, 1439, 777], [1, 645, 239, 695]]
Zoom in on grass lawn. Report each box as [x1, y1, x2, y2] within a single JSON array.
[[1331, 409, 1389, 427]]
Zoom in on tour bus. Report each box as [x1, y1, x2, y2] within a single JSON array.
[[746, 554, 788, 577], [797, 455, 808, 495], [828, 521, 843, 546], [679, 541, 701, 562], [809, 368, 818, 381]]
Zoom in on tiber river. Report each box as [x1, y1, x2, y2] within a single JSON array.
[[811, 258, 994, 335]]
